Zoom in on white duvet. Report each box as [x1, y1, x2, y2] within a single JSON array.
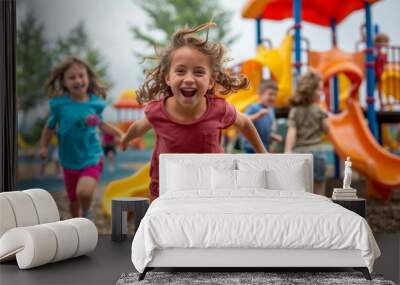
[[131, 190, 380, 273]]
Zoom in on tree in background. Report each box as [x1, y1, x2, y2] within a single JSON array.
[[52, 22, 112, 88], [16, 10, 51, 136], [17, 12, 112, 144], [131, 0, 236, 56]]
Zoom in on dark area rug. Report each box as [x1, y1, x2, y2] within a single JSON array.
[[116, 271, 396, 285]]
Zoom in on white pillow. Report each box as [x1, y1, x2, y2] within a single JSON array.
[[266, 167, 306, 191], [237, 158, 308, 192], [211, 169, 268, 191], [236, 169, 267, 189], [166, 159, 236, 193], [211, 168, 237, 190], [167, 162, 211, 191]]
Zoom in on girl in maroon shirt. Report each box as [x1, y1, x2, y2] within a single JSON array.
[[122, 23, 267, 201]]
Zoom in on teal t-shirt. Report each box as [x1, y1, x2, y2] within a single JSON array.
[[47, 93, 106, 170]]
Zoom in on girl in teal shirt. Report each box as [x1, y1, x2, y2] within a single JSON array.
[[40, 57, 123, 218]]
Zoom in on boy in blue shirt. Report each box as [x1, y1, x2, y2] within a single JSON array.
[[242, 79, 282, 153]]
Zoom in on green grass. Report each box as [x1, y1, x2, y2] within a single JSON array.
[[143, 129, 155, 150]]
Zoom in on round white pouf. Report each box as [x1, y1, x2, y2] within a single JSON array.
[[0, 226, 57, 269], [0, 191, 39, 227], [42, 221, 79, 262], [66, 218, 98, 257], [23, 189, 60, 223], [0, 196, 17, 237], [0, 218, 98, 269]]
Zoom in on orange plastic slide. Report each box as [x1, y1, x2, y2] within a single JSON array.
[[311, 47, 400, 200], [308, 48, 364, 109], [327, 99, 400, 200]]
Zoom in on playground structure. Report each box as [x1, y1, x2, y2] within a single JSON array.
[[102, 163, 150, 216], [227, 34, 294, 110], [328, 98, 400, 200], [102, 90, 149, 216], [240, 0, 400, 200], [114, 89, 145, 150], [102, 0, 400, 215]]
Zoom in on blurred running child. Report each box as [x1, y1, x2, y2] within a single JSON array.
[[40, 56, 123, 218], [242, 79, 283, 153], [122, 23, 267, 201], [284, 70, 330, 195]]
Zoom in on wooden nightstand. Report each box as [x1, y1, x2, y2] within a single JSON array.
[[331, 198, 366, 218]]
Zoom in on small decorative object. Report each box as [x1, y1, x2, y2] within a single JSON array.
[[332, 157, 358, 200], [85, 114, 101, 127], [343, 157, 352, 189]]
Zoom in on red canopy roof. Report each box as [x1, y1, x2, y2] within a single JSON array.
[[242, 0, 380, 27]]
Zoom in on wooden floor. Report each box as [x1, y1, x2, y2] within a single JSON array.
[[0, 234, 399, 285]]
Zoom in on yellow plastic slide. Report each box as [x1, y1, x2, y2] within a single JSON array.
[[102, 163, 150, 217], [224, 35, 293, 140], [226, 60, 261, 112], [227, 34, 293, 110], [253, 34, 293, 107], [328, 99, 400, 200]]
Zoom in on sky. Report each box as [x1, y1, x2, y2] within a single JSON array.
[[18, 0, 400, 120]]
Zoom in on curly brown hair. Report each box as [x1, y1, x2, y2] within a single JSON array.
[[289, 70, 322, 106], [136, 22, 249, 104], [45, 56, 107, 99]]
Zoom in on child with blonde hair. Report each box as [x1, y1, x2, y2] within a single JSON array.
[[40, 56, 123, 218], [284, 70, 330, 195], [122, 23, 267, 201]]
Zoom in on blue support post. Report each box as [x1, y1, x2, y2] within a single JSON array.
[[293, 0, 302, 82], [332, 77, 339, 112], [330, 18, 337, 48], [330, 18, 339, 113], [256, 18, 262, 46], [364, 1, 378, 138], [330, 17, 340, 179], [373, 25, 382, 145], [374, 24, 379, 36]]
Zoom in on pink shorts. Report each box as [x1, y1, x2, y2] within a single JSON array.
[[63, 159, 104, 202]]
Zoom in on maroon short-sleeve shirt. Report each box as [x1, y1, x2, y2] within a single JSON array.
[[144, 95, 237, 198]]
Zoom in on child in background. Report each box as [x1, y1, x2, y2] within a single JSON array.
[[122, 23, 267, 201], [102, 131, 117, 173], [284, 70, 330, 196], [39, 56, 123, 218], [242, 79, 282, 153]]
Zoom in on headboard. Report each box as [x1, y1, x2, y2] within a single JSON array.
[[159, 153, 314, 195]]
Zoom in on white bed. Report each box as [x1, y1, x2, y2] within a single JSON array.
[[131, 154, 380, 280]]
